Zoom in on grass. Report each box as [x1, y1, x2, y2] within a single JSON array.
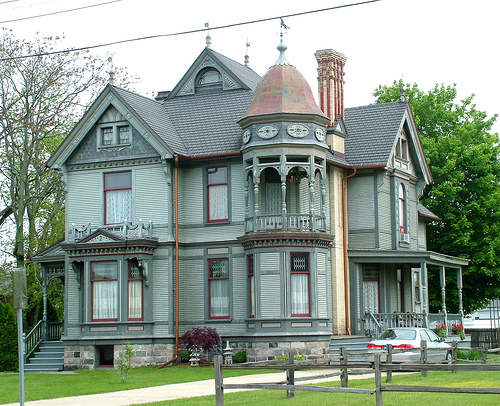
[[0, 363, 276, 404], [141, 370, 500, 406]]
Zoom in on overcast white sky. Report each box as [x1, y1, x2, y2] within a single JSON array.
[[2, 0, 499, 134]]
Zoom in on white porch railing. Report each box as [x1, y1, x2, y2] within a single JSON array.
[[71, 220, 153, 241], [364, 310, 463, 338], [245, 213, 326, 233]]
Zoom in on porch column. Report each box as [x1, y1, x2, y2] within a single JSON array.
[[309, 176, 316, 231], [41, 265, 48, 341], [253, 180, 260, 231], [457, 267, 464, 316], [420, 262, 428, 327], [321, 178, 327, 229], [244, 176, 250, 220], [439, 266, 448, 327]]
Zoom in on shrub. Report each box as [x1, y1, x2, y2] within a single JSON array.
[[457, 349, 483, 360], [180, 350, 191, 363], [179, 326, 221, 354], [117, 342, 133, 383], [0, 302, 18, 371], [234, 350, 247, 363], [274, 353, 305, 361]]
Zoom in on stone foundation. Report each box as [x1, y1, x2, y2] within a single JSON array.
[[64, 343, 175, 370]]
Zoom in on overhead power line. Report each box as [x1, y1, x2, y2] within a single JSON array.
[[0, 0, 381, 62], [0, 0, 123, 23]]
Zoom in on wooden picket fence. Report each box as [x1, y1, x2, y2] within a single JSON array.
[[214, 346, 500, 406]]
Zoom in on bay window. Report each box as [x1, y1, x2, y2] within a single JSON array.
[[207, 166, 228, 222], [291, 253, 310, 317], [91, 261, 118, 321], [128, 259, 143, 320], [104, 171, 132, 224], [209, 259, 230, 319]]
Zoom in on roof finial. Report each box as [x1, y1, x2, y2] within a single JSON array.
[[107, 53, 115, 85], [273, 19, 291, 66], [205, 22, 211, 48], [244, 39, 250, 67], [399, 76, 405, 102]]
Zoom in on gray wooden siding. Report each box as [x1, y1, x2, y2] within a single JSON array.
[[260, 252, 282, 318], [135, 165, 170, 227], [230, 164, 245, 222], [67, 171, 101, 230], [231, 256, 246, 320], [152, 254, 170, 335], [317, 252, 328, 318], [348, 176, 375, 229], [178, 259, 204, 321], [178, 167, 204, 225], [378, 177, 392, 250], [65, 263, 80, 339]]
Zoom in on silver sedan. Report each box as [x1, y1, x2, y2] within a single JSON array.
[[367, 327, 452, 363]]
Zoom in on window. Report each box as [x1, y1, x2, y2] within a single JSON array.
[[207, 166, 228, 223], [413, 271, 420, 302], [99, 123, 131, 147], [398, 183, 406, 234], [104, 171, 132, 224], [91, 261, 118, 321], [209, 259, 230, 319], [128, 259, 143, 320], [198, 69, 222, 85], [291, 253, 310, 317], [396, 135, 408, 159], [248, 255, 255, 318], [97, 345, 114, 368]]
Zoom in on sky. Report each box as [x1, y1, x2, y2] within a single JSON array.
[[1, 0, 499, 134]]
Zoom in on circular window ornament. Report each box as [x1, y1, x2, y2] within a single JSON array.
[[242, 129, 251, 144], [257, 125, 279, 139], [315, 127, 326, 142], [287, 124, 309, 138]]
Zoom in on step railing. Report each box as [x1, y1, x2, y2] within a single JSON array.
[[24, 320, 43, 362]]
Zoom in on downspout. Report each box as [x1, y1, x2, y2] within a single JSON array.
[[342, 168, 357, 335], [157, 154, 180, 368]]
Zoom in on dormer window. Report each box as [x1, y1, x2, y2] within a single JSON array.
[[396, 133, 408, 160], [98, 122, 132, 148], [198, 69, 222, 85]]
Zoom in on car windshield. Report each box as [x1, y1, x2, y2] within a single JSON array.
[[378, 329, 416, 340]]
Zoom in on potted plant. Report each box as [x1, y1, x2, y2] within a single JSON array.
[[451, 323, 466, 340], [434, 322, 448, 338]]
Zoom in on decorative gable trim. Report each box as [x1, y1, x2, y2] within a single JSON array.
[[48, 86, 173, 170]]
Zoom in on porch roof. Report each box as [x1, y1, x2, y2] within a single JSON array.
[[348, 249, 469, 269]]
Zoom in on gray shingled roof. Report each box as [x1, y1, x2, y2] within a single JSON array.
[[165, 88, 254, 157], [114, 87, 188, 155], [417, 203, 440, 221], [209, 49, 261, 91], [344, 101, 408, 167]]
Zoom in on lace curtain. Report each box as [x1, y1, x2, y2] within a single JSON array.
[[128, 280, 142, 319], [210, 279, 229, 317], [93, 280, 118, 320], [291, 273, 309, 315], [106, 189, 133, 224], [209, 184, 228, 221]]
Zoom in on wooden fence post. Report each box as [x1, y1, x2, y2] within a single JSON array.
[[420, 340, 427, 377], [482, 344, 488, 364], [214, 355, 224, 406], [452, 341, 458, 374], [386, 344, 393, 383], [340, 346, 348, 388], [374, 353, 383, 406], [286, 352, 295, 399]]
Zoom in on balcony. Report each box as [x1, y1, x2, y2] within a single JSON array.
[[245, 213, 326, 233], [71, 220, 153, 241]]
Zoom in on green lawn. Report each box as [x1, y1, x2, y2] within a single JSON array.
[[0, 364, 275, 404], [142, 370, 500, 406]]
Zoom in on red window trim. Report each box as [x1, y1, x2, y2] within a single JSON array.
[[91, 260, 118, 322], [208, 258, 230, 320], [399, 183, 406, 234], [290, 252, 311, 317], [127, 259, 143, 321], [104, 170, 132, 225], [207, 166, 228, 223]]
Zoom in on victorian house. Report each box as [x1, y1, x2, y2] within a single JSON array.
[[32, 39, 467, 370]]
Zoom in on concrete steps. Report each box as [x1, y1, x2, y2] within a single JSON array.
[[25, 340, 64, 372]]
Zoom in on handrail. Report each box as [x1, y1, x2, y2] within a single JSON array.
[[24, 320, 43, 362]]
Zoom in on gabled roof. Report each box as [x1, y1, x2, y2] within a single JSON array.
[[344, 101, 432, 183]]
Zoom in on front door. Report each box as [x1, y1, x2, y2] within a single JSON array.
[[362, 265, 380, 313]]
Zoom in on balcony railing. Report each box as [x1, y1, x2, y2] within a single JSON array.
[[71, 220, 153, 241], [245, 213, 326, 233], [364, 310, 463, 338]]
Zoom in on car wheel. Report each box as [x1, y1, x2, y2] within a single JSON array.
[[445, 350, 452, 362]]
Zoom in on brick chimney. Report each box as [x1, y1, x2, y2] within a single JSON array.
[[315, 49, 347, 126]]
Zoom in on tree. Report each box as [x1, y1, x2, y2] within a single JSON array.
[[0, 301, 18, 371], [0, 29, 136, 329], [374, 81, 500, 314]]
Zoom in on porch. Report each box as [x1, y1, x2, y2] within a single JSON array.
[[244, 213, 326, 233]]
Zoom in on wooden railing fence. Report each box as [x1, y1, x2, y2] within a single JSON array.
[[214, 345, 500, 406]]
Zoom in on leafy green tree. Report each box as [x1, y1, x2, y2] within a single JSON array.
[[374, 81, 500, 314], [0, 29, 136, 330]]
